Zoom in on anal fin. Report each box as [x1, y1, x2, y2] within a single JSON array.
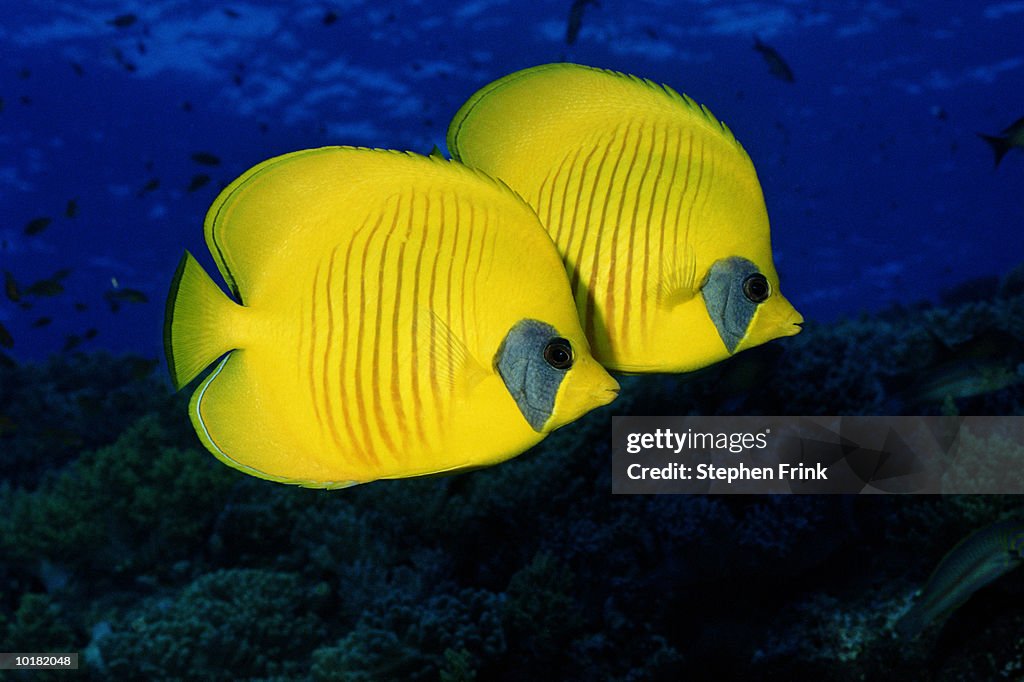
[[190, 351, 362, 488]]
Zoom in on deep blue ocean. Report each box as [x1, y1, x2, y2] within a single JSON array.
[[3, 3, 1024, 680], [2, 0, 1023, 361]]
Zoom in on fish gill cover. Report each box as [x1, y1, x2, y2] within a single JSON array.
[[2, 1, 1024, 680]]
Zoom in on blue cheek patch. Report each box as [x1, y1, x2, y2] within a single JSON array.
[[701, 257, 761, 353], [495, 319, 568, 432]]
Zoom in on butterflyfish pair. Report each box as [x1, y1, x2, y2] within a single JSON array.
[[448, 63, 802, 373], [167, 63, 801, 487], [164, 147, 618, 488]]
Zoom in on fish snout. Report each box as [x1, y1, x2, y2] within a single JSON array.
[[581, 360, 618, 403], [597, 385, 620, 406], [784, 309, 804, 336], [770, 297, 803, 337], [548, 360, 620, 430]]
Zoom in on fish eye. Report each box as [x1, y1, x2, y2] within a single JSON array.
[[742, 273, 770, 303], [543, 338, 573, 370]]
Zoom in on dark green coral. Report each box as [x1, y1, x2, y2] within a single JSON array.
[[101, 569, 323, 680], [1, 288, 1023, 680], [4, 413, 235, 576]]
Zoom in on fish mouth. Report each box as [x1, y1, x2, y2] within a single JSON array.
[[594, 385, 620, 406], [782, 309, 804, 336]]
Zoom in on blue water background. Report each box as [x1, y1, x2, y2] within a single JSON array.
[[2, 0, 1023, 361]]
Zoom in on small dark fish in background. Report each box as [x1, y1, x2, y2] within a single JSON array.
[[191, 152, 221, 166], [104, 287, 149, 312], [223, 8, 241, 19], [566, 0, 600, 45], [754, 37, 795, 83], [323, 10, 339, 26], [24, 216, 52, 235], [71, 62, 85, 77], [65, 198, 78, 218], [4, 271, 21, 302], [31, 316, 52, 328], [187, 174, 211, 192], [888, 328, 1024, 408], [73, 302, 88, 312], [0, 322, 13, 349], [137, 177, 160, 197], [897, 516, 1024, 639], [24, 278, 64, 297], [23, 269, 70, 298], [107, 13, 138, 29], [112, 47, 137, 73], [978, 116, 1024, 168]]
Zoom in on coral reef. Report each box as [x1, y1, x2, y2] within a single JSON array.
[[101, 569, 324, 680], [0, 353, 172, 488], [1, 290, 1023, 679]]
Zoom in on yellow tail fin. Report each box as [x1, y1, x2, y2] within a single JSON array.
[[164, 251, 243, 389]]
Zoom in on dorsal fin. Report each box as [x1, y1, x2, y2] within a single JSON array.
[[448, 62, 750, 169], [203, 146, 532, 306]]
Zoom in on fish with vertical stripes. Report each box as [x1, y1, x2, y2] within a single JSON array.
[[163, 146, 618, 488], [447, 63, 802, 373]]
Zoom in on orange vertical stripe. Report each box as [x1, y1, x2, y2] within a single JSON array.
[[321, 245, 347, 453], [584, 122, 632, 344], [371, 199, 400, 456]]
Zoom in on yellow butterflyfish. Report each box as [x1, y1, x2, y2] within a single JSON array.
[[164, 147, 618, 488], [448, 63, 803, 373]]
